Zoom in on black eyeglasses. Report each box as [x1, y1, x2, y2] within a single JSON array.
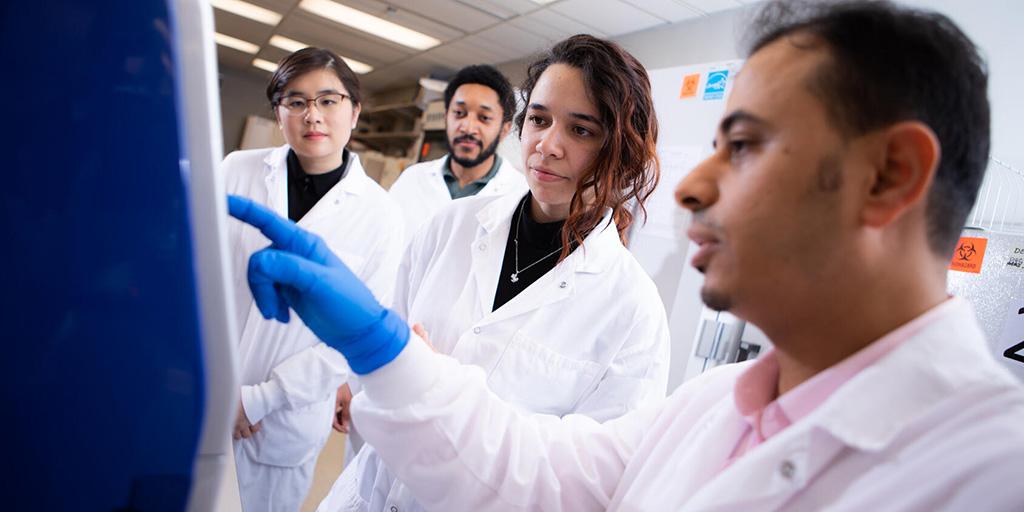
[[276, 92, 350, 116]]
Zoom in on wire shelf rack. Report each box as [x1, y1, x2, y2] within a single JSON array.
[[966, 156, 1024, 234]]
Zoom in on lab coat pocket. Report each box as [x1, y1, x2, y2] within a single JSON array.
[[244, 396, 334, 467], [487, 331, 603, 416]]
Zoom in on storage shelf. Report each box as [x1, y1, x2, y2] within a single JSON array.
[[361, 101, 422, 119], [353, 131, 420, 141]]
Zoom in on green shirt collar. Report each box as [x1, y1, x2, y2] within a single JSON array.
[[442, 154, 502, 200]]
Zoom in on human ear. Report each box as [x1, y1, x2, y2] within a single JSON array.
[[350, 103, 362, 130], [861, 121, 940, 228]]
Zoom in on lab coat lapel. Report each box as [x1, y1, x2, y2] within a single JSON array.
[[484, 257, 575, 326], [295, 152, 367, 229], [478, 158, 518, 196], [261, 146, 290, 218], [468, 193, 522, 320], [427, 157, 452, 200], [477, 210, 618, 327]]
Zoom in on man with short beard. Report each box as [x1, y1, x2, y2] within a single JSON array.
[[389, 64, 526, 240]]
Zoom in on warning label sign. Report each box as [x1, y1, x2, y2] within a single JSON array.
[[680, 73, 700, 99], [948, 236, 988, 274]]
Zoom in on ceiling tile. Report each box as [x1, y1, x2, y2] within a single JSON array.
[[212, 9, 276, 45], [459, 0, 544, 18], [417, 39, 503, 70], [336, 0, 466, 41], [621, 0, 702, 22], [383, 0, 503, 32], [238, 0, 298, 11], [551, 0, 666, 36], [281, 11, 415, 64], [679, 0, 745, 14], [473, 23, 550, 59], [509, 8, 609, 43], [217, 47, 261, 71], [267, 27, 382, 67], [438, 37, 510, 65]]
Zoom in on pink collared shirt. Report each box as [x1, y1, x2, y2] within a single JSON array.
[[723, 297, 959, 468]]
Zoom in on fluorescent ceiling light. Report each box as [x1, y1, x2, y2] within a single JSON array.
[[531, 0, 559, 4], [269, 35, 374, 74], [299, 0, 441, 51], [211, 0, 282, 25], [268, 35, 309, 53], [214, 33, 260, 54], [339, 57, 374, 75], [253, 58, 279, 73]]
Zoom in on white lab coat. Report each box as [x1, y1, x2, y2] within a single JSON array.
[[351, 297, 1024, 511], [388, 155, 527, 241], [222, 145, 405, 512], [319, 192, 671, 511]]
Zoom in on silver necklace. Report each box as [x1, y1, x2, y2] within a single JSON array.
[[510, 199, 564, 283]]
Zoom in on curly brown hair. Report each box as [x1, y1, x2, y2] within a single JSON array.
[[515, 34, 660, 260]]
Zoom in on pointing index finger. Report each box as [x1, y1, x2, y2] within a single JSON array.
[[227, 194, 341, 266], [227, 195, 301, 248]]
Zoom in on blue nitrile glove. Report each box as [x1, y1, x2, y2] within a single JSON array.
[[227, 195, 409, 374]]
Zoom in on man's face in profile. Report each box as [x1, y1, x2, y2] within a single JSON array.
[[677, 36, 873, 326]]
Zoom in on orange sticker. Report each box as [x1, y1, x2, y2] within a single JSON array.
[[948, 236, 988, 274], [680, 73, 700, 99]]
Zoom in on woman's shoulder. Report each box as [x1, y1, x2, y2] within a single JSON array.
[[221, 146, 277, 169]]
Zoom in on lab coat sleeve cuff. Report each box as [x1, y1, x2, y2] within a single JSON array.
[[359, 334, 442, 409], [239, 379, 287, 424]]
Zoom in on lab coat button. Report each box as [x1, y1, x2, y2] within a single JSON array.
[[559, 281, 567, 288], [478, 243, 487, 251], [473, 327, 481, 334], [779, 460, 796, 480], [391, 507, 398, 512]]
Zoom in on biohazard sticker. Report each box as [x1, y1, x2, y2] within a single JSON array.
[[948, 236, 987, 274], [680, 73, 700, 99]]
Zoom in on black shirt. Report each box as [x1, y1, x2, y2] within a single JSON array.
[[286, 149, 349, 222], [492, 193, 574, 311]]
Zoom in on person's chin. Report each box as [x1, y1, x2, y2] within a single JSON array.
[[528, 184, 566, 203], [296, 142, 339, 157], [699, 282, 733, 312]]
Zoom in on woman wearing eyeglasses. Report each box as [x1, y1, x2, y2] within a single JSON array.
[[319, 34, 670, 512], [220, 47, 404, 512]]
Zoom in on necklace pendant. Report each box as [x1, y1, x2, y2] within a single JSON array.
[[510, 273, 519, 283]]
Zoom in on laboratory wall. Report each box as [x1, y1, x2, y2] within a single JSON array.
[[220, 67, 274, 154]]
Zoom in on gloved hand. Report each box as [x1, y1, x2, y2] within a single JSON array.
[[227, 195, 409, 374]]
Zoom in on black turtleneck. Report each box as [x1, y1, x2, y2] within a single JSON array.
[[286, 149, 349, 222], [492, 193, 574, 311]]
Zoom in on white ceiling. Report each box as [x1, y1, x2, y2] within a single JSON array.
[[214, 0, 755, 93]]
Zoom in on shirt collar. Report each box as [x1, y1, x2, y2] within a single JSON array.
[[265, 144, 369, 196], [442, 154, 502, 185], [733, 296, 970, 445]]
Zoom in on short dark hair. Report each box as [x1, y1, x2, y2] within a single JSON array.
[[747, 0, 990, 256], [266, 47, 362, 107], [443, 64, 516, 124]]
